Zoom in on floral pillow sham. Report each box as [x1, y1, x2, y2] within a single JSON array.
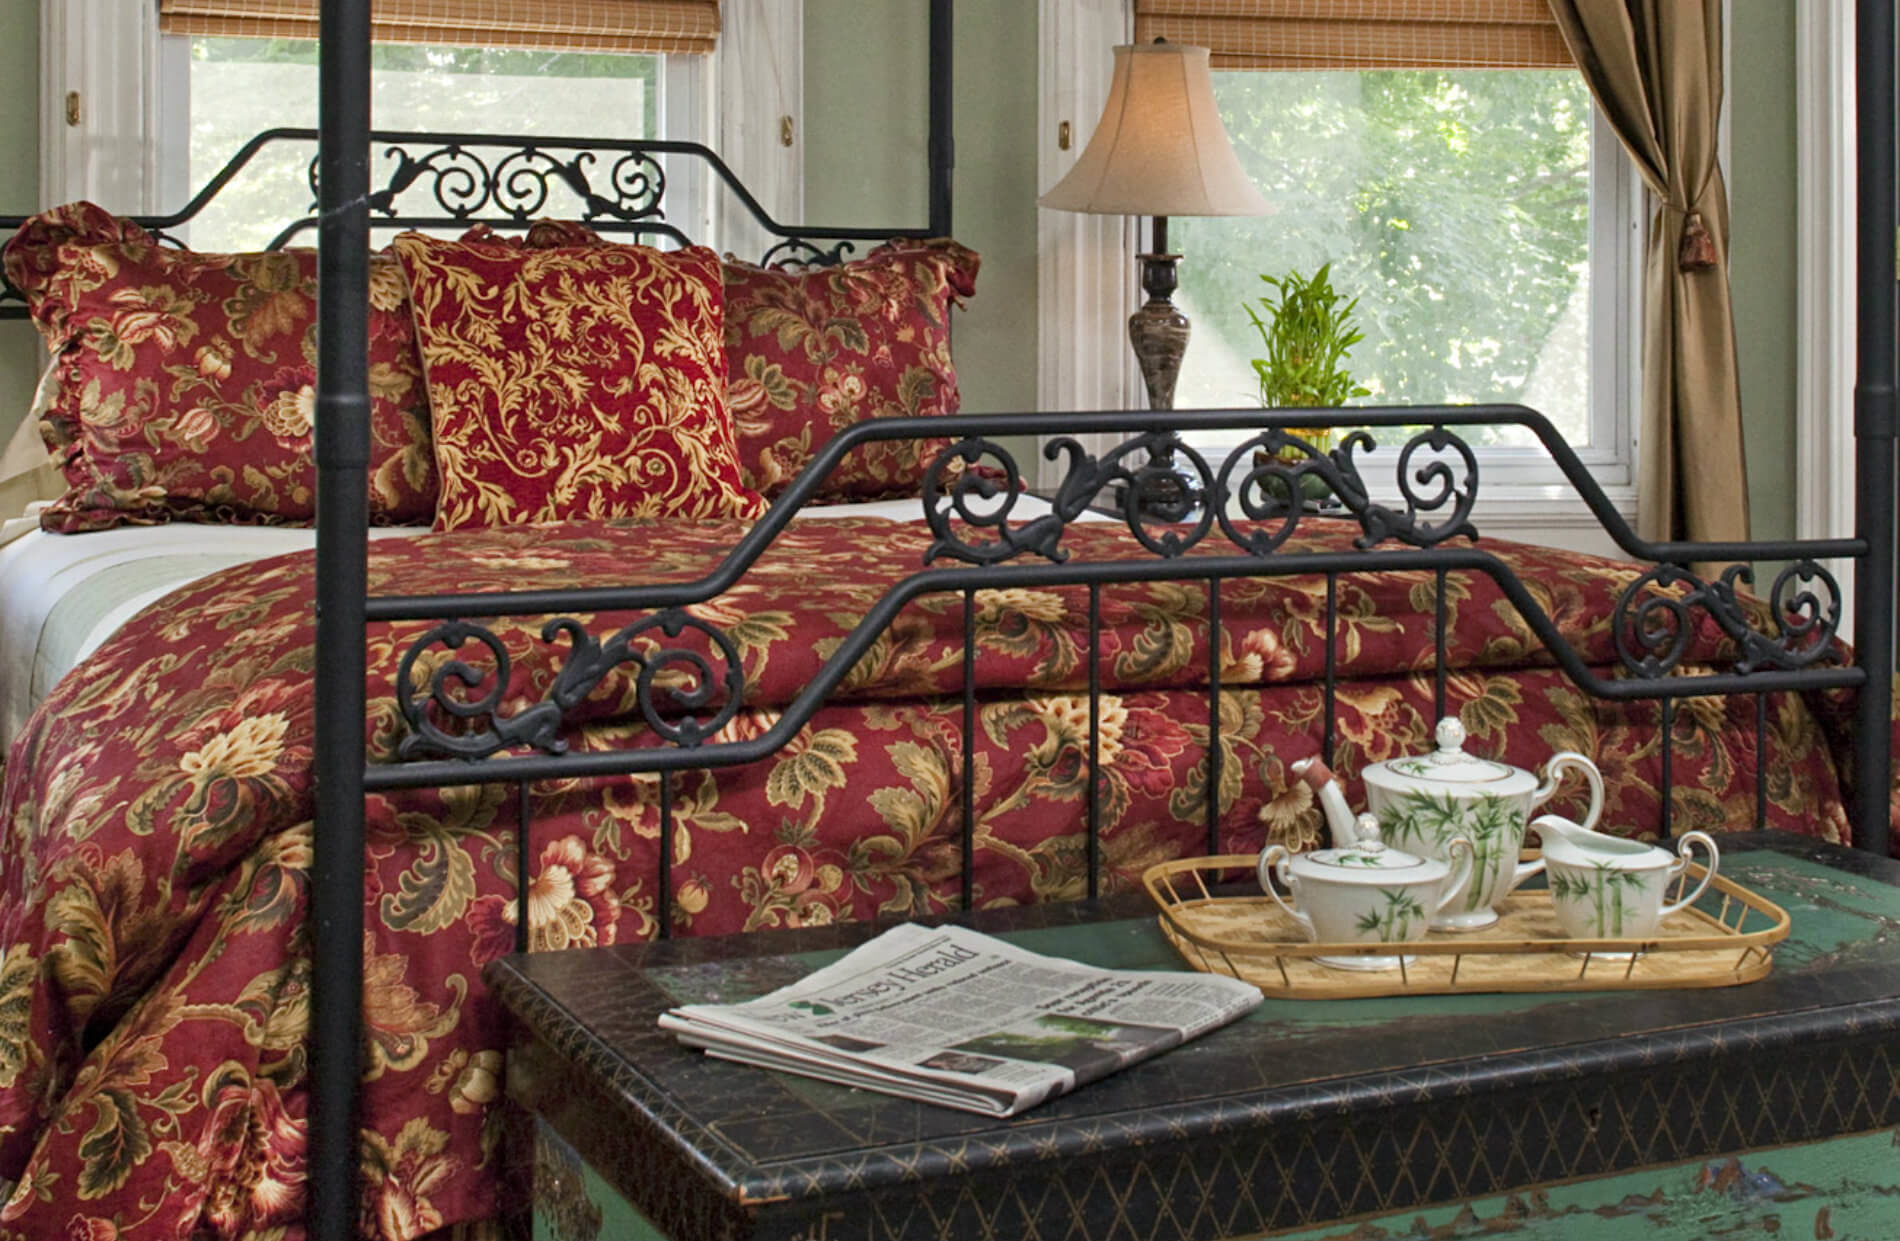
[[465, 224, 984, 503], [723, 238, 981, 501], [391, 230, 765, 531], [2, 201, 438, 533]]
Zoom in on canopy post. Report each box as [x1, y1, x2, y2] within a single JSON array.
[[1854, 0, 1896, 857], [309, 0, 372, 1235]]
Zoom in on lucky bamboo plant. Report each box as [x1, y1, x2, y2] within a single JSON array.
[[1244, 263, 1371, 458]]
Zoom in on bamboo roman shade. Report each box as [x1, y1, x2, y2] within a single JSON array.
[[157, 0, 721, 55], [1134, 1, 1574, 71]]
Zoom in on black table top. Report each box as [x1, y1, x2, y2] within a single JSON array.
[[487, 832, 1900, 1238]]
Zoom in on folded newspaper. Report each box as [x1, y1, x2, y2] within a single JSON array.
[[658, 922, 1263, 1116]]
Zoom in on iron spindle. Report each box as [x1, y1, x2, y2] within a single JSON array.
[[1660, 696, 1676, 841], [659, 773, 675, 939], [1323, 574, 1338, 768], [962, 588, 976, 912], [1756, 693, 1768, 831], [1088, 582, 1102, 900], [515, 780, 531, 955], [1434, 567, 1449, 722], [1207, 580, 1223, 856]]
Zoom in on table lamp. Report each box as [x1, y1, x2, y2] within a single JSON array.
[[1039, 40, 1271, 414]]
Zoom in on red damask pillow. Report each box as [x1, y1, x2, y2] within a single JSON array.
[[391, 231, 765, 531], [723, 238, 980, 501], [1, 202, 439, 533]]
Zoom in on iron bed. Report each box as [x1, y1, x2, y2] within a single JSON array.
[[0, 1, 1889, 1236], [301, 2, 1894, 1237]]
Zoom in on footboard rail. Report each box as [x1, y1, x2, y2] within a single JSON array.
[[360, 406, 1879, 939]]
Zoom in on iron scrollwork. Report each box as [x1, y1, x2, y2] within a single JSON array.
[[1612, 559, 1843, 679], [1215, 426, 1479, 551], [395, 609, 743, 761], [923, 423, 1481, 568], [758, 237, 860, 269], [921, 432, 1222, 566], [315, 141, 670, 225], [922, 437, 1066, 565], [1115, 431, 1220, 557]]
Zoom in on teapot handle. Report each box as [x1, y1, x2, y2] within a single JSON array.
[[1256, 846, 1315, 938], [1433, 837, 1477, 918], [1659, 832, 1721, 918], [1532, 751, 1604, 832]]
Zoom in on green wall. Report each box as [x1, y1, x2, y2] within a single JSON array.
[[802, 0, 1038, 421], [1727, 0, 1798, 543], [0, 0, 40, 452]]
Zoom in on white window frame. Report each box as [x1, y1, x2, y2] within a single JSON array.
[[1037, 0, 1652, 556], [40, 0, 164, 213], [51, 5, 804, 259], [1794, 0, 1856, 633]]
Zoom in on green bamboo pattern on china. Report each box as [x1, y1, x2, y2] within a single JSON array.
[[1380, 789, 1520, 912], [1549, 861, 1648, 936], [1353, 888, 1430, 942]]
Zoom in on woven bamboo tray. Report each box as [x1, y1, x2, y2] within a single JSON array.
[[1143, 854, 1791, 998]]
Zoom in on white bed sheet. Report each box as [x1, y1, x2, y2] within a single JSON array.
[[0, 494, 1087, 751]]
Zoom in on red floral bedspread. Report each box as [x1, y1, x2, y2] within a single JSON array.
[[0, 515, 1870, 1239]]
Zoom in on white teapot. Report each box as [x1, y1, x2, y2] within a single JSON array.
[[1292, 717, 1604, 931], [1257, 815, 1475, 971]]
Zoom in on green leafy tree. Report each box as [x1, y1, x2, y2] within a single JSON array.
[[1175, 69, 1593, 447], [183, 38, 658, 250]]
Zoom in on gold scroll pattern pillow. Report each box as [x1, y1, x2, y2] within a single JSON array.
[[392, 231, 765, 531]]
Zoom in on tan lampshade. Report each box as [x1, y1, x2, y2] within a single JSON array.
[[1040, 42, 1269, 218]]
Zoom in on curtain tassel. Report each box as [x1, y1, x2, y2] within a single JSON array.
[[1678, 210, 1718, 272]]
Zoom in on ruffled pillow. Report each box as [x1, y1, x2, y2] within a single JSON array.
[[723, 238, 980, 501], [392, 231, 764, 531], [1, 201, 438, 532]]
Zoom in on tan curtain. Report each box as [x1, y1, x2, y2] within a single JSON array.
[[158, 0, 721, 55], [1133, 1, 1574, 70], [1547, 0, 1745, 543]]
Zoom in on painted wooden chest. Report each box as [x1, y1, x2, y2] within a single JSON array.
[[486, 832, 1900, 1239]]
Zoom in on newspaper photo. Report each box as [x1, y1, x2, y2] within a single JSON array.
[[658, 922, 1263, 1116]]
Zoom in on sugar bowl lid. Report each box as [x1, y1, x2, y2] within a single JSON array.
[[1296, 815, 1449, 882], [1366, 717, 1528, 789]]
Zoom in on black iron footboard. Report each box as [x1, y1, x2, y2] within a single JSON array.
[[280, 1, 1899, 1238], [362, 405, 1875, 912]]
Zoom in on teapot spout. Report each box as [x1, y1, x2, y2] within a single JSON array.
[[1290, 755, 1360, 847]]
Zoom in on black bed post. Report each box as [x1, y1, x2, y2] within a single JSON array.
[[929, 0, 953, 237], [1854, 0, 1896, 858], [310, 0, 372, 1236]]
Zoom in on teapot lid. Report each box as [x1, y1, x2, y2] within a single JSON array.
[[1379, 717, 1518, 785], [1301, 816, 1448, 880]]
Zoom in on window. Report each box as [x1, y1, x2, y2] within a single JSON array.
[[1036, 3, 1650, 548], [157, 38, 681, 252], [46, 1, 808, 304], [1169, 67, 1639, 496]]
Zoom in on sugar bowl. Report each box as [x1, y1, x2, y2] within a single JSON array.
[[1256, 815, 1475, 971]]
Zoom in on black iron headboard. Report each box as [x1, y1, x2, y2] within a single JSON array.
[[0, 124, 953, 318]]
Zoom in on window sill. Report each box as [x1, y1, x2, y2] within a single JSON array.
[[1457, 483, 1641, 559]]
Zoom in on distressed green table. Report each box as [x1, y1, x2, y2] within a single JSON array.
[[485, 832, 1900, 1240]]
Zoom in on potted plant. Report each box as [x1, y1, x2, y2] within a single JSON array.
[[1244, 263, 1371, 461]]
